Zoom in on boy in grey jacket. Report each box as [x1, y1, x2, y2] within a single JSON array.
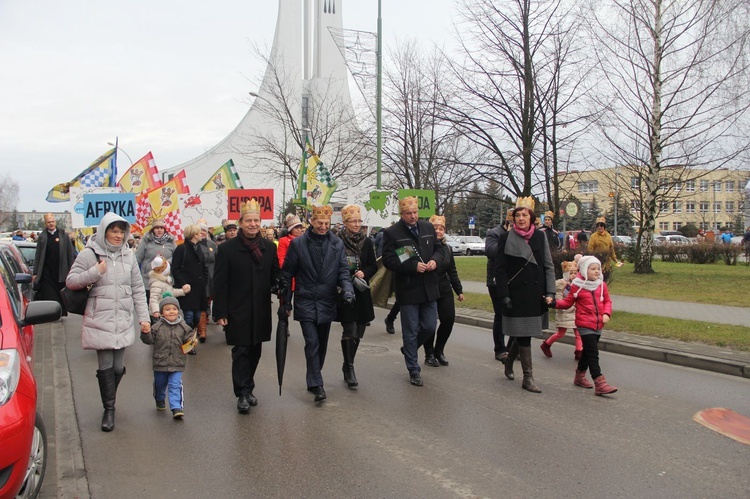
[[141, 293, 195, 419]]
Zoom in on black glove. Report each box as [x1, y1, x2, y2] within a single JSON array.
[[343, 292, 356, 306], [500, 297, 512, 312]]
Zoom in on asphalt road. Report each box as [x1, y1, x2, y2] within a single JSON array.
[[60, 308, 750, 498]]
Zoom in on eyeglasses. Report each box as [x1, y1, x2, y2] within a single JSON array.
[[346, 219, 363, 224]]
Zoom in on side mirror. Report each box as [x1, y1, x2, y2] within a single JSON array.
[[21, 300, 62, 326], [15, 273, 32, 284]]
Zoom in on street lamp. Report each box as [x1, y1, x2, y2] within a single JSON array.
[[107, 140, 133, 166]]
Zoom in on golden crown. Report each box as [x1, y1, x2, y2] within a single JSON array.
[[429, 214, 446, 227], [561, 261, 577, 273], [399, 196, 418, 213], [515, 196, 535, 211], [310, 204, 333, 220], [341, 204, 361, 222], [544, 210, 554, 218], [240, 199, 262, 217]]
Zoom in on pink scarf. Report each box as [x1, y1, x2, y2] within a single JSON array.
[[513, 224, 535, 242]]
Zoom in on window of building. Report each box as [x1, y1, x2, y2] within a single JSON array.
[[699, 202, 709, 213], [674, 181, 682, 192], [660, 201, 670, 212], [673, 201, 682, 213], [578, 180, 598, 193], [714, 201, 722, 213], [631, 177, 641, 189], [673, 222, 682, 231], [700, 180, 709, 191], [685, 179, 695, 192], [659, 222, 669, 231], [700, 222, 709, 230], [725, 181, 735, 192], [658, 178, 668, 191], [726, 201, 735, 213], [686, 201, 695, 214], [630, 200, 640, 211], [713, 181, 721, 192]]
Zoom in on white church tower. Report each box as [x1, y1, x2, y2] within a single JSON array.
[[161, 0, 355, 210]]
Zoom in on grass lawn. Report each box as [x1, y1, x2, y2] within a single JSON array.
[[455, 257, 750, 307], [459, 292, 750, 351]]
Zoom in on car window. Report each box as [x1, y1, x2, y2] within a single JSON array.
[[17, 246, 35, 266], [0, 253, 22, 320]]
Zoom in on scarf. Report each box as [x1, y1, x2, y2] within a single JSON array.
[[572, 276, 605, 301], [151, 230, 172, 246], [238, 230, 263, 264], [513, 224, 535, 242], [339, 229, 366, 259]]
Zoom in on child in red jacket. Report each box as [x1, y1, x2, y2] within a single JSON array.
[[554, 255, 617, 395]]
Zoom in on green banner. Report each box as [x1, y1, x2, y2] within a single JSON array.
[[398, 189, 436, 218]]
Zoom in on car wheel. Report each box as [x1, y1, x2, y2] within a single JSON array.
[[16, 413, 47, 499]]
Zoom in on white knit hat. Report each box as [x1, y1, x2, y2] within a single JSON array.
[[151, 255, 171, 276], [577, 255, 601, 279]]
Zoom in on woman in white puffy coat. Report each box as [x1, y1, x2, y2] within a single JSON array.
[[66, 212, 150, 432]]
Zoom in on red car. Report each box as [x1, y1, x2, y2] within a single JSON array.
[[0, 242, 61, 499]]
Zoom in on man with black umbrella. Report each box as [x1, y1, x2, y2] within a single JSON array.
[[213, 200, 280, 414]]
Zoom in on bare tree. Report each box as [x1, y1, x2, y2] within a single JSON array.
[[0, 174, 19, 230], [587, 0, 750, 273]]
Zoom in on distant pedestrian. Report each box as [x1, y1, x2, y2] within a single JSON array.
[[554, 255, 617, 395], [720, 229, 733, 244], [540, 261, 582, 360], [65, 212, 150, 431], [34, 212, 75, 314], [223, 219, 238, 241], [196, 220, 218, 343], [542, 211, 561, 252], [140, 293, 195, 419]]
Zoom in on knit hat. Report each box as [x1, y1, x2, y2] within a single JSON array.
[[159, 292, 180, 314], [152, 219, 166, 229], [223, 219, 237, 231], [150, 255, 170, 276], [577, 255, 601, 279], [285, 213, 303, 231]]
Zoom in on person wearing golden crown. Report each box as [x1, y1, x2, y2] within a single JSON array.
[[282, 204, 355, 402], [382, 196, 444, 387], [336, 204, 377, 388], [493, 197, 555, 393], [213, 199, 281, 413]]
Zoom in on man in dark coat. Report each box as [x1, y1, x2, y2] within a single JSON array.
[[33, 213, 75, 315], [541, 210, 561, 253], [282, 204, 355, 403], [382, 196, 443, 387], [485, 209, 513, 362], [213, 200, 280, 413]]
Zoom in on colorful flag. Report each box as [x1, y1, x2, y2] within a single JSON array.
[[200, 159, 242, 191], [117, 152, 161, 194], [47, 148, 117, 202], [304, 141, 337, 206], [135, 170, 189, 236]]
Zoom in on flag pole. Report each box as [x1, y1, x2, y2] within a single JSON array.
[[376, 0, 382, 189]]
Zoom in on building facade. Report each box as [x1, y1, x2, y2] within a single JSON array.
[[558, 167, 750, 233], [2, 211, 73, 232]]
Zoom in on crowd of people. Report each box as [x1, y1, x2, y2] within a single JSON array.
[[29, 196, 626, 433]]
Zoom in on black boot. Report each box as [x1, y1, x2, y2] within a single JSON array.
[[504, 340, 518, 380], [96, 369, 117, 432], [519, 346, 541, 393], [114, 366, 126, 389], [341, 339, 358, 388]]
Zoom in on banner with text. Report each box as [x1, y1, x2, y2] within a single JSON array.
[[398, 189, 436, 219], [83, 192, 137, 226], [227, 189, 275, 221]]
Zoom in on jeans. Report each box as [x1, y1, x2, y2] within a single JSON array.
[[183, 310, 201, 328], [300, 321, 331, 388], [154, 371, 183, 410], [400, 301, 437, 373]]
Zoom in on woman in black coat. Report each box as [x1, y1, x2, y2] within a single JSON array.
[[494, 202, 555, 393], [212, 204, 279, 412], [336, 205, 377, 388], [422, 215, 464, 367], [171, 225, 208, 333]]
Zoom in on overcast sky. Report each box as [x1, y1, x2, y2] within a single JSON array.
[[0, 0, 459, 212]]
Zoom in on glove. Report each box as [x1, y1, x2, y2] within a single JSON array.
[[549, 298, 557, 309], [343, 293, 356, 306], [500, 297, 512, 312]]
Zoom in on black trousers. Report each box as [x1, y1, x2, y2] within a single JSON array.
[[300, 321, 331, 388], [424, 293, 456, 354], [487, 286, 507, 353], [386, 302, 400, 322], [231, 344, 263, 397], [578, 334, 602, 378]]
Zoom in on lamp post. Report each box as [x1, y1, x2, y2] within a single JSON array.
[[107, 140, 133, 166], [376, 0, 382, 189]]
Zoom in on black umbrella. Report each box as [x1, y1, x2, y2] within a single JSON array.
[[275, 304, 290, 395]]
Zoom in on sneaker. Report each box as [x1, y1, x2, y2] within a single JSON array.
[[172, 409, 184, 419], [156, 400, 166, 411]]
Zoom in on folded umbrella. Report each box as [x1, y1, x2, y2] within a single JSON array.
[[275, 304, 290, 395]]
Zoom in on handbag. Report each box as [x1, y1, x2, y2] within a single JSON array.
[[61, 248, 100, 315], [352, 276, 370, 292]]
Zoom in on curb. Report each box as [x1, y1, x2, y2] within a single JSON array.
[[451, 312, 750, 379]]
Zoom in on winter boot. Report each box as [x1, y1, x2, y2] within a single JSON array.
[[504, 340, 518, 380], [198, 311, 208, 342], [114, 366, 126, 390], [594, 375, 618, 395], [518, 346, 541, 393], [341, 339, 358, 388], [540, 341, 552, 358], [96, 368, 117, 431], [574, 369, 594, 389]]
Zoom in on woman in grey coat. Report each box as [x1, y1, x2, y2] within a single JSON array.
[[66, 212, 151, 431], [135, 218, 176, 303]]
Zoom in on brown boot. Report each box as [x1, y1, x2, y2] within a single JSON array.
[[594, 375, 618, 395], [574, 369, 593, 389], [198, 311, 207, 342], [504, 341, 518, 380], [518, 346, 541, 393]]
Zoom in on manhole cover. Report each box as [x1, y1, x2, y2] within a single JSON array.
[[358, 344, 389, 355]]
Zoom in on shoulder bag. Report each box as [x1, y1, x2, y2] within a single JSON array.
[[61, 248, 101, 315]]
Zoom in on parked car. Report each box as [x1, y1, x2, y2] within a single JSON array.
[[0, 244, 61, 498], [444, 236, 464, 256], [2, 242, 35, 301], [665, 235, 690, 245], [613, 235, 634, 246], [455, 236, 485, 255], [11, 241, 36, 275]]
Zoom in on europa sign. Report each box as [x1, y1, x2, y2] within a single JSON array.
[[227, 189, 275, 220], [83, 193, 137, 226]]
